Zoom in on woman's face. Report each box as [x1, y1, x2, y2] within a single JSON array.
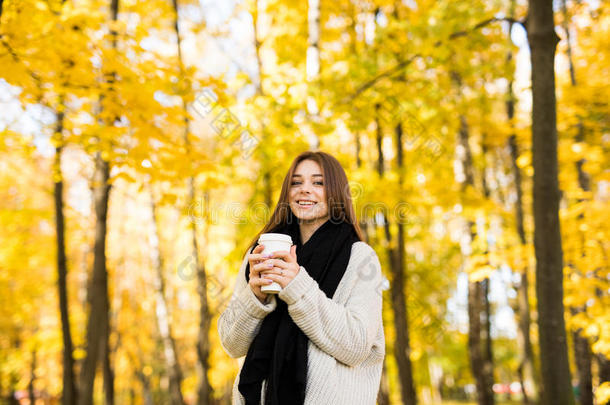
[[288, 159, 329, 224]]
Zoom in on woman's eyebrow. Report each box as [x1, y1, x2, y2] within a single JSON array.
[[292, 174, 323, 177]]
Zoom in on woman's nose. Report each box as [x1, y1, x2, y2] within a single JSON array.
[[300, 182, 313, 193]]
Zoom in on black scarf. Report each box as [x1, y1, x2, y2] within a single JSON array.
[[238, 215, 360, 405]]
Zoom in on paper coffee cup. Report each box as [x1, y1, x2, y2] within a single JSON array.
[[258, 233, 292, 294]]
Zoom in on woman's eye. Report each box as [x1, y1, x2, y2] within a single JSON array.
[[290, 181, 323, 186]]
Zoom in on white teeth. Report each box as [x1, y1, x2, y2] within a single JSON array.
[[298, 201, 316, 206]]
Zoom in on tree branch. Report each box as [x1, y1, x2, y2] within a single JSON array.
[[345, 16, 525, 102], [0, 36, 43, 87], [343, 54, 421, 103], [441, 16, 524, 44]]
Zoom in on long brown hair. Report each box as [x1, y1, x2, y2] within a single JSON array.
[[247, 151, 364, 250]]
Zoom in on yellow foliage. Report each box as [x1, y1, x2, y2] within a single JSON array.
[[468, 265, 495, 283], [596, 382, 610, 405], [0, 0, 608, 400]]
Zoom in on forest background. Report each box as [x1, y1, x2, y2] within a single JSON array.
[[0, 0, 608, 404]]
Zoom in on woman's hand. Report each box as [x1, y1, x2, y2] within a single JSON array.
[[246, 244, 275, 304], [260, 245, 300, 289]]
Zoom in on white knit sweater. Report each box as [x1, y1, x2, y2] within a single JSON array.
[[217, 241, 385, 405]]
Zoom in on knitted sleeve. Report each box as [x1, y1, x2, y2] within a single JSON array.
[[277, 242, 383, 367], [217, 247, 278, 358]]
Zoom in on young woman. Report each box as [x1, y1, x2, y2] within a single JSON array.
[[218, 151, 385, 405]]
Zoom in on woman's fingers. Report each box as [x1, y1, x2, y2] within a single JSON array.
[[248, 274, 273, 303], [269, 248, 297, 263], [249, 277, 270, 287], [247, 245, 269, 264], [248, 261, 272, 281], [248, 244, 263, 257], [255, 276, 273, 285], [248, 274, 273, 294], [252, 261, 290, 279], [246, 245, 275, 303], [248, 255, 267, 263], [255, 259, 282, 270]]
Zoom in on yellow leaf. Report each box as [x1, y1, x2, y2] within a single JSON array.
[[469, 265, 495, 282], [596, 382, 610, 405], [516, 153, 531, 168], [73, 348, 86, 360]]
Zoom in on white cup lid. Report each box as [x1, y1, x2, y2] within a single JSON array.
[[258, 233, 292, 244]]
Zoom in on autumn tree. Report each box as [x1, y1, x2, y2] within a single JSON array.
[[527, 0, 575, 404]]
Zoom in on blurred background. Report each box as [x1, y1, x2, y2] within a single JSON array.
[[0, 0, 608, 404]]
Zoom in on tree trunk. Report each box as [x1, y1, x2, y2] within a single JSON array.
[[134, 369, 154, 405], [103, 333, 115, 405], [571, 316, 593, 405], [28, 348, 36, 404], [8, 371, 18, 405], [127, 349, 154, 405], [252, 0, 265, 97], [376, 357, 391, 405], [78, 153, 112, 405], [193, 186, 212, 405], [134, 366, 154, 405], [482, 278, 494, 394], [456, 110, 494, 405], [149, 189, 186, 405], [354, 131, 370, 243], [79, 0, 119, 401], [527, 1, 574, 404], [375, 104, 384, 177], [569, 158, 594, 405], [376, 113, 416, 405], [54, 111, 77, 405], [597, 354, 610, 386], [251, 0, 273, 208], [350, 4, 367, 240], [560, 2, 593, 403], [506, 11, 539, 391], [390, 219, 417, 405], [53, 0, 79, 394], [479, 139, 495, 404], [466, 265, 494, 405], [8, 393, 18, 404], [468, 280, 494, 405], [305, 0, 321, 150], [508, 132, 538, 403], [170, 0, 213, 402], [394, 122, 417, 405]]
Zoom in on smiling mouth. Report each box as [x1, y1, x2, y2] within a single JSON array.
[[296, 200, 317, 206]]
